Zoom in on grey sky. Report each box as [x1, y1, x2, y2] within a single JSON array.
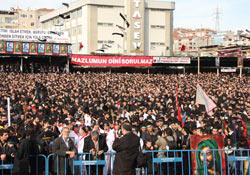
[[0, 0, 249, 31]]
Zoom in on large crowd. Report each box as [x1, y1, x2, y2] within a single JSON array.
[[0, 72, 249, 174]]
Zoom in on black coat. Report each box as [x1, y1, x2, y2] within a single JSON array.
[[13, 138, 40, 175], [52, 137, 77, 175], [113, 132, 140, 175], [83, 134, 108, 160]]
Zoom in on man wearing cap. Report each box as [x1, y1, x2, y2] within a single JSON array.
[[113, 123, 140, 175]]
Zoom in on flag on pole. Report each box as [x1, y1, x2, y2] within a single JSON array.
[[196, 84, 217, 115], [182, 112, 187, 127], [7, 97, 11, 127], [176, 83, 183, 125]]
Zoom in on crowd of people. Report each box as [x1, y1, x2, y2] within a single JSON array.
[[0, 72, 249, 174]]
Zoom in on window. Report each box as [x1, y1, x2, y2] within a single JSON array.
[[31, 22, 34, 26], [21, 14, 27, 18], [98, 22, 113, 27], [77, 26, 82, 35], [5, 17, 14, 23], [77, 8, 82, 17], [71, 10, 77, 19], [98, 40, 114, 44], [30, 15, 33, 18], [151, 42, 165, 46], [151, 25, 165, 29]]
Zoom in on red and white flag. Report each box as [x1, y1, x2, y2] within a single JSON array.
[[196, 84, 216, 115]]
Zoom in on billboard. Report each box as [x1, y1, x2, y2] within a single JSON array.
[[6, 41, 14, 53], [71, 55, 153, 67], [14, 42, 22, 54], [153, 57, 191, 64], [0, 28, 69, 43], [0, 40, 5, 53]]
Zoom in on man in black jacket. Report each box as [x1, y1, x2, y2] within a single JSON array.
[[83, 130, 108, 175], [52, 127, 77, 175], [113, 123, 140, 175]]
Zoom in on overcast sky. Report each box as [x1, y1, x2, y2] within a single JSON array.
[[0, 0, 249, 31]]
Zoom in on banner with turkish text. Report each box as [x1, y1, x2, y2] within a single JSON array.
[[153, 57, 191, 64], [71, 55, 153, 67]]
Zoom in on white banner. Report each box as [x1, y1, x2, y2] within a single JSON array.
[[221, 67, 237, 73], [153, 57, 191, 64], [0, 28, 69, 43]]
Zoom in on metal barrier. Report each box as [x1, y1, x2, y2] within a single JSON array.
[[72, 153, 107, 175], [0, 149, 249, 175]]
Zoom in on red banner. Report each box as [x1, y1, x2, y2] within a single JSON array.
[[71, 55, 153, 67]]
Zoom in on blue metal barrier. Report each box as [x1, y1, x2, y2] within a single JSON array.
[[0, 149, 249, 175]]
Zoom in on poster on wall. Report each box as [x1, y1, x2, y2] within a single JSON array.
[[0, 40, 5, 53], [14, 42, 22, 54], [60, 44, 67, 55], [6, 41, 14, 53], [38, 43, 45, 54], [190, 135, 226, 175], [22, 43, 30, 53], [68, 45, 72, 54], [29, 43, 37, 54], [53, 44, 60, 54], [45, 44, 52, 55]]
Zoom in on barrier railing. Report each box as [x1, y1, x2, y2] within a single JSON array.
[[0, 149, 249, 175]]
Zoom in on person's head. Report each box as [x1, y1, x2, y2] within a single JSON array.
[[211, 128, 218, 135], [79, 127, 87, 136], [140, 126, 146, 132], [61, 127, 70, 140], [0, 129, 9, 142], [93, 124, 100, 133], [104, 123, 110, 132], [147, 124, 153, 132], [72, 125, 79, 133], [91, 131, 99, 142], [145, 140, 153, 149], [121, 123, 132, 135]]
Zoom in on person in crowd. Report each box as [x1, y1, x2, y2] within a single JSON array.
[[0, 72, 248, 174], [52, 127, 77, 175], [113, 123, 140, 175], [83, 130, 108, 175]]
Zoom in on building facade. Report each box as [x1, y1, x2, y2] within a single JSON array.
[[40, 0, 175, 56], [173, 28, 215, 57], [0, 8, 53, 29]]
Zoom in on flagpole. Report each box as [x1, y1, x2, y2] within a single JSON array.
[[7, 97, 11, 127], [198, 47, 200, 75]]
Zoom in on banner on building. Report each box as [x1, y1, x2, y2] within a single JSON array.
[[71, 55, 153, 67], [153, 57, 191, 64], [221, 67, 237, 73], [22, 42, 29, 53], [38, 43, 45, 54], [53, 44, 60, 55], [0, 40, 71, 56], [45, 44, 53, 55], [218, 49, 241, 58], [0, 28, 69, 43], [6, 41, 14, 53], [0, 40, 5, 53], [29, 43, 37, 54], [190, 135, 226, 175], [60, 44, 68, 55], [14, 42, 22, 54]]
